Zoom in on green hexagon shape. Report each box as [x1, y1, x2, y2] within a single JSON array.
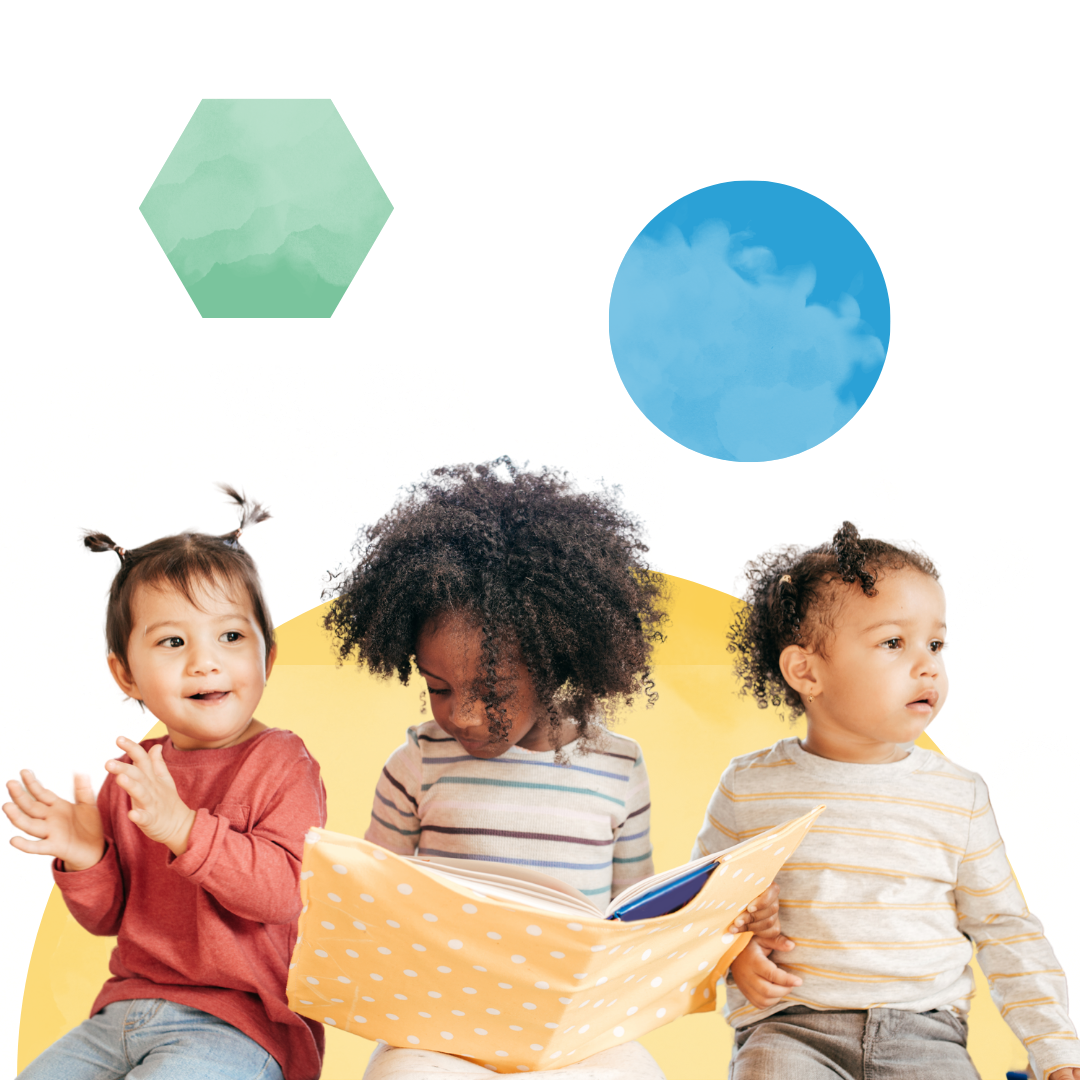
[[140, 99, 392, 318]]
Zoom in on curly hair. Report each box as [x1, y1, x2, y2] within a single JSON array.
[[323, 458, 667, 745], [84, 485, 275, 669], [728, 521, 938, 718]]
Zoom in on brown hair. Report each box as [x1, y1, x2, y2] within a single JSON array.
[[84, 486, 274, 670], [729, 521, 939, 718]]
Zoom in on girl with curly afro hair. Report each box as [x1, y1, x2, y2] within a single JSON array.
[[324, 459, 704, 1079], [324, 457, 667, 753], [693, 523, 1080, 1080]]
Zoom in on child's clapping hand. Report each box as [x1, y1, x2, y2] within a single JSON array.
[[730, 937, 803, 1010], [105, 737, 196, 856], [3, 770, 105, 871], [731, 882, 795, 950]]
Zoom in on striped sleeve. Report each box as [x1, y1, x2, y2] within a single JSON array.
[[957, 776, 1080, 1079], [691, 764, 740, 860], [365, 729, 423, 855], [611, 747, 654, 894]]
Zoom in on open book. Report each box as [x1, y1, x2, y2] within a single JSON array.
[[407, 847, 743, 922], [287, 806, 823, 1073]]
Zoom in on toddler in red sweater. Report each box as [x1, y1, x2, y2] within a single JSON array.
[[4, 489, 326, 1080]]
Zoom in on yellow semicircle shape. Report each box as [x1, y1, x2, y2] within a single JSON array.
[[18, 575, 1027, 1077]]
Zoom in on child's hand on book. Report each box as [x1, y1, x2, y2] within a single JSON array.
[[731, 883, 794, 950], [3, 770, 105, 871], [729, 937, 803, 1010], [106, 738, 196, 857]]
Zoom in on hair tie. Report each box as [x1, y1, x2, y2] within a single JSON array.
[[780, 574, 792, 585], [114, 546, 126, 561]]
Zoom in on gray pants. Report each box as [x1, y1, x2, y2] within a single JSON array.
[[730, 1006, 979, 1079]]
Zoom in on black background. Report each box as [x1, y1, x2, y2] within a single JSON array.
[[135, 104, 1028, 596]]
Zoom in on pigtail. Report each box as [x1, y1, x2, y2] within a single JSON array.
[[217, 484, 271, 548], [775, 572, 801, 644], [832, 521, 877, 597], [83, 531, 127, 563]]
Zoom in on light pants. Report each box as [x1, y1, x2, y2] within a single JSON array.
[[17, 999, 285, 1080], [364, 1038, 666, 1078], [730, 1005, 978, 1079]]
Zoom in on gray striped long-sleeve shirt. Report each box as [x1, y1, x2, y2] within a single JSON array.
[[692, 737, 1080, 1079], [366, 721, 654, 906]]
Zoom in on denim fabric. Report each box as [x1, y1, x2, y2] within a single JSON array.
[[18, 999, 285, 1080], [730, 1005, 979, 1079]]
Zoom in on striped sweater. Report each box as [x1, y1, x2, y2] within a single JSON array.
[[692, 737, 1079, 1079], [365, 721, 654, 906]]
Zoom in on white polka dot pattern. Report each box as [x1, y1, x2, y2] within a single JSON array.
[[287, 813, 820, 1073]]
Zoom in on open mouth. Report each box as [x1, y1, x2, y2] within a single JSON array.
[[189, 691, 229, 703], [907, 690, 938, 709]]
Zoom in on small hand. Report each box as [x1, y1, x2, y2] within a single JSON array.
[[730, 937, 803, 1010], [732, 882, 794, 951], [1046, 1069, 1080, 1079], [3, 770, 105, 871], [105, 738, 196, 856]]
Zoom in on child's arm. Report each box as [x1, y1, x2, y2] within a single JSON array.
[[365, 731, 423, 854], [958, 777, 1080, 1080], [168, 745, 327, 925], [729, 937, 803, 1010], [611, 747, 654, 895], [692, 769, 793, 949]]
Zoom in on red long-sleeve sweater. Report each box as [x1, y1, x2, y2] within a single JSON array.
[[53, 727, 327, 1080]]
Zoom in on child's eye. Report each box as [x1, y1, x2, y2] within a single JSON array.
[[879, 637, 902, 650], [426, 685, 450, 696], [159, 636, 185, 648], [930, 639, 947, 653], [881, 635, 950, 652], [220, 631, 243, 643]]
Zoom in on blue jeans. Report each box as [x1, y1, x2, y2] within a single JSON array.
[[730, 1006, 979, 1079], [18, 999, 285, 1080]]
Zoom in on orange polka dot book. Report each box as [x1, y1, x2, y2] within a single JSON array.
[[287, 806, 823, 1073]]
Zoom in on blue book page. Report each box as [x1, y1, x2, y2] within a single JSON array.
[[609, 861, 719, 921]]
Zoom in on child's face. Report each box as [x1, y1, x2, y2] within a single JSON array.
[[797, 568, 949, 763], [108, 578, 275, 751], [415, 614, 553, 759]]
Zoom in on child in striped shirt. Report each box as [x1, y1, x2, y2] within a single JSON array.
[[323, 460, 779, 1079], [697, 522, 1079, 1080]]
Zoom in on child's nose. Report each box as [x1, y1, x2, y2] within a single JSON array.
[[451, 698, 487, 731], [187, 642, 222, 675], [916, 648, 940, 675]]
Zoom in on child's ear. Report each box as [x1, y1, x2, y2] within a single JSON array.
[[107, 653, 143, 701], [264, 643, 278, 682], [779, 644, 821, 701]]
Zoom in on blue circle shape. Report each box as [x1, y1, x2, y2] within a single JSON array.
[[609, 181, 889, 462]]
